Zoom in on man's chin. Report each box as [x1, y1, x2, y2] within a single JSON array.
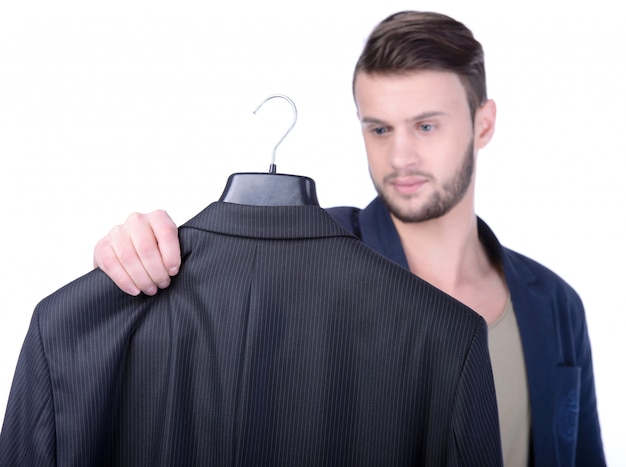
[[380, 198, 430, 224]]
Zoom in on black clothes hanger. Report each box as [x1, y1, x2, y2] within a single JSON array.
[[218, 94, 319, 207]]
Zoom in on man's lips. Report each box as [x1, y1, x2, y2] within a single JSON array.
[[389, 176, 428, 194]]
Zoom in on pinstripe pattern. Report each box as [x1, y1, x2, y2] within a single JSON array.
[[0, 202, 502, 466]]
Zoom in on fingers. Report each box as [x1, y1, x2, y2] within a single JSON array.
[[93, 211, 181, 296], [94, 232, 144, 296], [144, 210, 181, 277]]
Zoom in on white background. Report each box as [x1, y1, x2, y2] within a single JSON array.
[[1, 1, 624, 463]]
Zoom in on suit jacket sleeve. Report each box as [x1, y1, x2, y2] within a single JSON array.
[[0, 308, 56, 467], [448, 318, 503, 467]]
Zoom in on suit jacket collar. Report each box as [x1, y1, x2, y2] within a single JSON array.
[[184, 202, 353, 240]]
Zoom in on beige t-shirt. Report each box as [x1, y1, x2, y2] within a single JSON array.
[[488, 297, 531, 467]]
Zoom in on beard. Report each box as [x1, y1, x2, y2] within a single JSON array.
[[374, 139, 475, 224]]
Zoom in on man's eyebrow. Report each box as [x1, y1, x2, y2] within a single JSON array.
[[360, 111, 447, 125], [360, 116, 386, 125], [409, 111, 447, 121]]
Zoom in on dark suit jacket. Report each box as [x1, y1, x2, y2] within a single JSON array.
[[329, 197, 606, 467], [0, 202, 503, 466]]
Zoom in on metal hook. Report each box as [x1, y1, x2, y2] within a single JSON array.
[[253, 94, 298, 174]]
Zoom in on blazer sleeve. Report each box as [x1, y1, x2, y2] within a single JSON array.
[[447, 318, 503, 467], [0, 309, 56, 467], [569, 292, 605, 466]]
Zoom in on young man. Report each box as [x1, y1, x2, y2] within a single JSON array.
[[93, 11, 605, 467]]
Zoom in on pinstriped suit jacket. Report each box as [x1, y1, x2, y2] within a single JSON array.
[[0, 202, 502, 466]]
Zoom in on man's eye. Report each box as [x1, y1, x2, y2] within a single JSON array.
[[372, 127, 387, 135], [418, 123, 434, 132]]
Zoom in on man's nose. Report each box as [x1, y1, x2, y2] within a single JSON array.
[[389, 130, 420, 169]]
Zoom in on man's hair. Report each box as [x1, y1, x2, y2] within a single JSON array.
[[353, 11, 487, 117]]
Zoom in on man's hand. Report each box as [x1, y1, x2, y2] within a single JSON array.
[[93, 210, 181, 296]]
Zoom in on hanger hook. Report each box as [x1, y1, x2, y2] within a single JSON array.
[[253, 94, 298, 174]]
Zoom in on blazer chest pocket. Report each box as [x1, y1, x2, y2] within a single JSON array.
[[555, 365, 581, 466]]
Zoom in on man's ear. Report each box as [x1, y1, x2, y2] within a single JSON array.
[[474, 99, 496, 150]]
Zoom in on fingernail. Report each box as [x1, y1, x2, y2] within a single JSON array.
[[169, 267, 179, 276], [146, 285, 157, 296]]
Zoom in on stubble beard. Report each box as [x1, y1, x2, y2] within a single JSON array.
[[374, 140, 475, 224]]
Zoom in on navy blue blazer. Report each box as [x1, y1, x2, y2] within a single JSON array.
[[0, 202, 503, 466], [329, 197, 606, 467]]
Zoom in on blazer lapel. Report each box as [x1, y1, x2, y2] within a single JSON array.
[[358, 198, 410, 269], [500, 246, 560, 465]]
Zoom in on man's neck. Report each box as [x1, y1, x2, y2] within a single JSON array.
[[391, 207, 508, 324], [392, 210, 480, 289]]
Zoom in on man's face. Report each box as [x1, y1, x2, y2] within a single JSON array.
[[354, 70, 482, 224]]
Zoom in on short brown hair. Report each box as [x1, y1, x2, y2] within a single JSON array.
[[354, 11, 487, 117]]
